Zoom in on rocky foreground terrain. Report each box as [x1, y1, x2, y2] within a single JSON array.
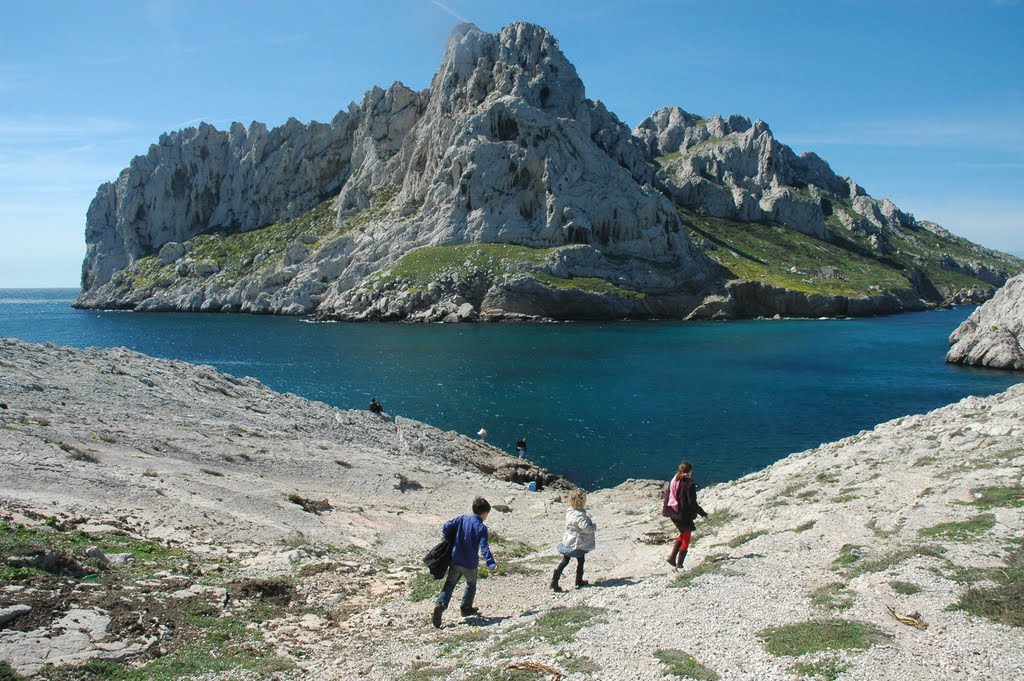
[[948, 273, 1024, 370], [74, 22, 1022, 321], [1, 338, 1023, 680]]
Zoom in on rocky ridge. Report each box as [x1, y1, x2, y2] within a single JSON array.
[[74, 23, 1022, 320], [2, 339, 1023, 679], [947, 273, 1024, 370]]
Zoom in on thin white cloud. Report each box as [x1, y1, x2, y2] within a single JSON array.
[[431, 0, 467, 22]]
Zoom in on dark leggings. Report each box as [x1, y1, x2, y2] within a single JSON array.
[[554, 553, 585, 580]]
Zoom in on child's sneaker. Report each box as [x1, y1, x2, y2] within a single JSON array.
[[460, 606, 480, 617], [432, 605, 443, 628]]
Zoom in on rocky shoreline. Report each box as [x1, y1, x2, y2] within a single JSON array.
[[2, 338, 1023, 679]]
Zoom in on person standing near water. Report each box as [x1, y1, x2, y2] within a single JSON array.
[[661, 461, 708, 569], [551, 489, 597, 591]]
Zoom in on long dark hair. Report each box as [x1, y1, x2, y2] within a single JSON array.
[[675, 461, 693, 480]]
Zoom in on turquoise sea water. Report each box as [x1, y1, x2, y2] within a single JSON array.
[[1, 288, 1020, 489]]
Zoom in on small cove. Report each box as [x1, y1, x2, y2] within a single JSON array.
[[1, 288, 1019, 489]]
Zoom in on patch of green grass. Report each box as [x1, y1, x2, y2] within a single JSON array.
[[400, 663, 452, 680], [758, 619, 889, 657], [0, 520, 183, 582], [810, 582, 855, 611], [122, 199, 343, 291], [832, 544, 864, 570], [670, 553, 729, 588], [439, 629, 490, 657], [912, 453, 941, 468], [918, 514, 996, 542], [967, 485, 1024, 509], [890, 580, 922, 595], [955, 543, 1024, 627], [836, 543, 946, 578], [833, 487, 861, 503], [41, 599, 294, 680], [459, 667, 540, 681], [0, 660, 28, 681], [533, 272, 646, 299], [815, 472, 839, 484], [499, 605, 607, 647], [680, 201, 1024, 300], [792, 656, 852, 681], [727, 530, 768, 548], [556, 653, 601, 675], [866, 518, 905, 539], [690, 509, 736, 547], [376, 243, 555, 288], [682, 209, 910, 297], [409, 571, 439, 602], [488, 532, 538, 559], [653, 649, 720, 680]]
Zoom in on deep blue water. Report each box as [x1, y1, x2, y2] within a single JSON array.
[[1, 288, 1020, 489]]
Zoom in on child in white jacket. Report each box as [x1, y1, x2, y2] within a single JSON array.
[[551, 489, 597, 591]]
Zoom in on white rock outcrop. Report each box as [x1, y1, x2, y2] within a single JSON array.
[[947, 273, 1024, 369]]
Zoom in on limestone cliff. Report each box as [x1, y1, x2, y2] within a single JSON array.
[[74, 23, 1023, 320], [947, 273, 1024, 370]]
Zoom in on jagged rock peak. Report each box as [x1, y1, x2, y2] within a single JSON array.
[[436, 22, 586, 120]]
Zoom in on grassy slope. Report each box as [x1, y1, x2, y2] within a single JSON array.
[[372, 243, 648, 299], [683, 205, 1024, 298]]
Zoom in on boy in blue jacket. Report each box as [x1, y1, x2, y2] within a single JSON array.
[[432, 497, 497, 628]]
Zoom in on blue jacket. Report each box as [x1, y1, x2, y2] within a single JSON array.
[[444, 514, 496, 570]]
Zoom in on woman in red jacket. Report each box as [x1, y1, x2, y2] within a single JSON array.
[[661, 461, 708, 569]]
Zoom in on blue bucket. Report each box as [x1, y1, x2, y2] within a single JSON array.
[[527, 481, 537, 492]]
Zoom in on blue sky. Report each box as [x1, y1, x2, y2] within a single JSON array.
[[1, 0, 1021, 287]]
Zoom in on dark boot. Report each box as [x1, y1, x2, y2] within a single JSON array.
[[675, 549, 687, 569], [551, 555, 569, 592], [667, 539, 680, 567], [574, 557, 589, 588]]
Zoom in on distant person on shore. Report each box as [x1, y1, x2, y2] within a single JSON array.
[[516, 437, 527, 457], [477, 427, 488, 441], [432, 497, 497, 628], [662, 461, 708, 569], [368, 398, 384, 416], [551, 489, 597, 592]]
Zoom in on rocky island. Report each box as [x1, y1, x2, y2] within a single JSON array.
[[2, 337, 1022, 679], [947, 273, 1024, 370], [73, 23, 1022, 321]]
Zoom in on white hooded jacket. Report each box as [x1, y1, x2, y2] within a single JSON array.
[[560, 507, 597, 552]]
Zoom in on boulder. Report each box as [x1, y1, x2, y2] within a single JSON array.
[[947, 274, 1024, 370]]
